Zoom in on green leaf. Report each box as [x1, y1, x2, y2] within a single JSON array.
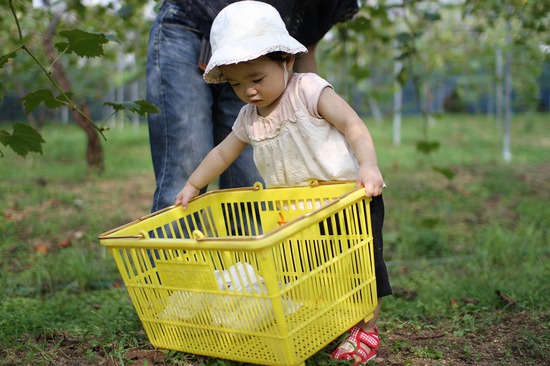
[[420, 217, 440, 229], [104, 100, 160, 116], [0, 51, 17, 69], [349, 16, 372, 32], [106, 33, 120, 43], [423, 11, 441, 22], [396, 67, 409, 86], [433, 166, 456, 181], [395, 32, 412, 43], [0, 49, 16, 101], [416, 140, 440, 155], [0, 123, 45, 157], [55, 29, 110, 58], [21, 89, 72, 115], [395, 49, 414, 61], [118, 4, 135, 19]]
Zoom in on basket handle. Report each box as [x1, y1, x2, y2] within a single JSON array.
[[308, 179, 320, 187], [193, 230, 205, 240]]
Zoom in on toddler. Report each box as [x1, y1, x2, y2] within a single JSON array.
[[176, 2, 392, 364]]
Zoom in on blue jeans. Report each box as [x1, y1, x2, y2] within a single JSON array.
[[146, 1, 263, 212]]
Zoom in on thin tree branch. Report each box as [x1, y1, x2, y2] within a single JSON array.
[[9, 0, 23, 42]]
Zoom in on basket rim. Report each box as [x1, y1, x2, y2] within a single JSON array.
[[98, 180, 370, 250]]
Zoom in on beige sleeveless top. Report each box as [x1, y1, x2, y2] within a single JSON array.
[[232, 73, 358, 187]]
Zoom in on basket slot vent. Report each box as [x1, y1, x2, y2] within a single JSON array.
[[221, 201, 263, 237]]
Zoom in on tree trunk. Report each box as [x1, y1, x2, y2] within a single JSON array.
[[495, 46, 504, 129], [503, 8, 513, 163], [42, 13, 104, 172], [61, 106, 69, 124], [116, 53, 125, 128], [77, 104, 104, 171], [393, 56, 403, 146], [367, 94, 384, 124], [130, 80, 140, 128]]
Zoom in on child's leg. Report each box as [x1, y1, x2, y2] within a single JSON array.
[[358, 298, 381, 332], [331, 299, 382, 364], [331, 195, 389, 363]]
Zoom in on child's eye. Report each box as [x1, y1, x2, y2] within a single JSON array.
[[230, 83, 240, 87], [253, 77, 264, 83]]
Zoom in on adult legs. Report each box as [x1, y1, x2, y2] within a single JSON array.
[[147, 2, 263, 212]]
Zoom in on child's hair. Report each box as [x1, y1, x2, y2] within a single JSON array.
[[265, 51, 295, 63]]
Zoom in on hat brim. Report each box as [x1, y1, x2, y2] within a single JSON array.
[[204, 33, 307, 84]]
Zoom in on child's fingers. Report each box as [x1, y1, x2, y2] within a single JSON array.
[[175, 192, 187, 208], [359, 180, 385, 197]]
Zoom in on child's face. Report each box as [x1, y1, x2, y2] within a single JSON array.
[[220, 56, 290, 116]]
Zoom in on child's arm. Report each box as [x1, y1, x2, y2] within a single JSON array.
[[175, 132, 248, 208], [317, 87, 384, 197]]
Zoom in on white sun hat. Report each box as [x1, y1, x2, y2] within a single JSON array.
[[203, 1, 308, 84]]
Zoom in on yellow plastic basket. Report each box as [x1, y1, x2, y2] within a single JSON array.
[[99, 180, 377, 366]]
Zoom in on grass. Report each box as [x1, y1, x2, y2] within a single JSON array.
[[1, 113, 549, 365]]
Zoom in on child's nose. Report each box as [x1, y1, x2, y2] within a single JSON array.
[[246, 86, 257, 96]]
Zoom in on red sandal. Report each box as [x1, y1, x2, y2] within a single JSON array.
[[330, 325, 379, 365]]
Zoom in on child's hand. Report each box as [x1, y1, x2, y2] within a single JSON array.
[[357, 163, 385, 197], [175, 183, 200, 209]]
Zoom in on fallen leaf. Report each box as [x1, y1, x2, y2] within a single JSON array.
[[4, 209, 26, 222], [393, 286, 418, 300], [124, 349, 167, 365], [461, 297, 480, 305], [72, 230, 85, 240], [58, 238, 71, 248], [496, 290, 517, 307], [33, 242, 50, 255]]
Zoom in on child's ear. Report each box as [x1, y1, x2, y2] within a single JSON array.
[[286, 57, 296, 71]]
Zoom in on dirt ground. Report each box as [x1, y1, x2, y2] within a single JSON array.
[[87, 166, 548, 365], [5, 310, 547, 366], [4, 168, 549, 366], [376, 311, 549, 366]]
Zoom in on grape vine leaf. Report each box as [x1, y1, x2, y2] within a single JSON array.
[[0, 51, 18, 99], [416, 140, 441, 155], [0, 123, 45, 157], [0, 50, 17, 69], [55, 29, 114, 58], [433, 166, 456, 181], [21, 89, 73, 115]]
